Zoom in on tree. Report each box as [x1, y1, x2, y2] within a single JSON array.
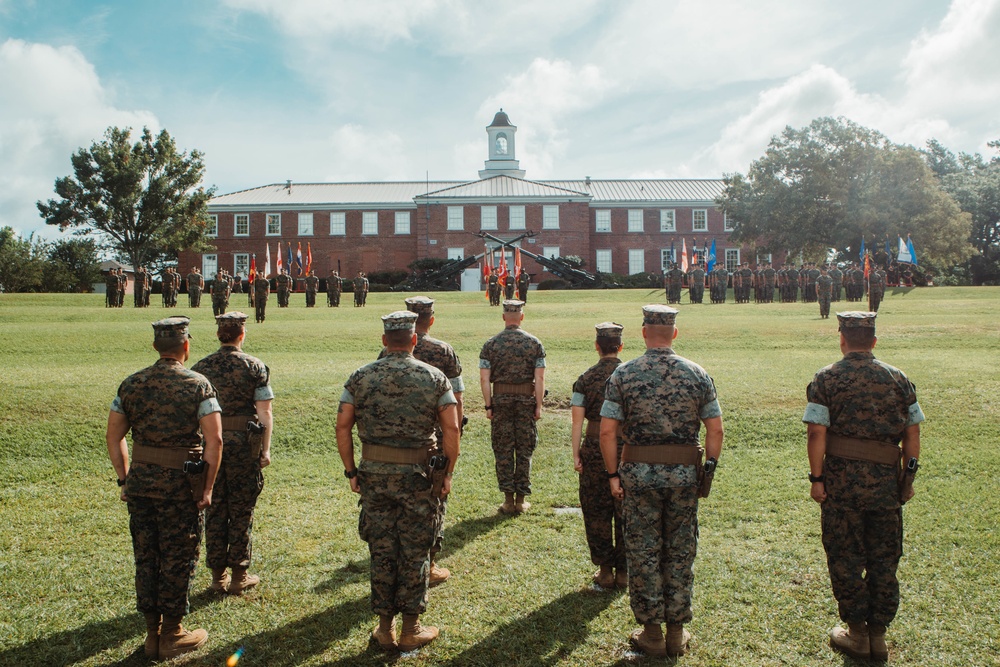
[[0, 227, 47, 292], [43, 238, 102, 292], [37, 127, 216, 272], [717, 117, 974, 267]]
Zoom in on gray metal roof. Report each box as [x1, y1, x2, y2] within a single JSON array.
[[209, 177, 725, 209]]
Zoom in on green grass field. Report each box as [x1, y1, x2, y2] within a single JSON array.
[[1, 287, 997, 667]]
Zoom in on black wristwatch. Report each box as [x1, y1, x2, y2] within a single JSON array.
[[485, 405, 492, 410], [116, 478, 126, 487], [704, 457, 717, 475], [344, 468, 358, 479], [808, 473, 824, 483], [905, 457, 919, 475], [607, 470, 620, 480]]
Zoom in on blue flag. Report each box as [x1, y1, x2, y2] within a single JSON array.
[[907, 235, 917, 265], [286, 243, 293, 273], [859, 237, 866, 261], [707, 239, 717, 272], [670, 239, 675, 265]]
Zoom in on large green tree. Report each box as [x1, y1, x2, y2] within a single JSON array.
[[37, 127, 216, 271], [43, 237, 102, 292], [0, 227, 47, 292], [717, 117, 973, 267]]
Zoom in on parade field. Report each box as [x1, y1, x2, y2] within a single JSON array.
[[1, 286, 997, 667]]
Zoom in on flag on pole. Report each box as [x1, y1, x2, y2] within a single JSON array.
[[276, 241, 283, 274], [680, 238, 689, 272], [265, 243, 272, 277], [859, 237, 866, 261], [305, 242, 313, 275], [670, 239, 675, 267], [483, 246, 491, 299], [864, 253, 871, 280], [295, 242, 303, 275], [497, 248, 508, 284], [707, 239, 717, 272], [514, 247, 523, 280], [897, 237, 913, 264], [285, 242, 292, 274], [249, 254, 256, 280], [906, 234, 918, 265]]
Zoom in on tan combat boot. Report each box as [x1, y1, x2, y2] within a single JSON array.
[[210, 567, 230, 592], [371, 614, 397, 652], [398, 614, 439, 652], [498, 493, 516, 515], [629, 623, 666, 657], [158, 615, 207, 659], [229, 567, 260, 595], [593, 565, 614, 589], [829, 622, 870, 660], [666, 623, 692, 656], [614, 568, 628, 589], [514, 493, 531, 513], [142, 612, 160, 659], [869, 623, 889, 661], [428, 562, 451, 587]]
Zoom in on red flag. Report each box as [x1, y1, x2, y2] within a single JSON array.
[[514, 247, 523, 280], [497, 249, 508, 284], [295, 242, 304, 275], [864, 253, 871, 280], [249, 254, 256, 279], [305, 242, 313, 275], [276, 241, 283, 274], [680, 238, 689, 272], [265, 243, 272, 277], [483, 246, 492, 299]]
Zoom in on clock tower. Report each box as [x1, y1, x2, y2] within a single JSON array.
[[479, 109, 526, 179]]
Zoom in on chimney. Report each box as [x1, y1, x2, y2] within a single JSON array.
[[286, 179, 292, 194]]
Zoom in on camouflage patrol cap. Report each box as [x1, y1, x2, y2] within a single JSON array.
[[502, 299, 525, 313], [642, 304, 678, 326], [595, 321, 624, 338], [152, 316, 192, 340], [382, 310, 418, 331], [837, 311, 877, 330], [215, 311, 249, 326], [403, 296, 434, 314]]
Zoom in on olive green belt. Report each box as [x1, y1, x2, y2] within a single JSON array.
[[132, 444, 203, 469], [493, 382, 535, 396], [220, 414, 257, 432], [826, 434, 900, 466], [621, 443, 703, 466], [361, 443, 431, 465]]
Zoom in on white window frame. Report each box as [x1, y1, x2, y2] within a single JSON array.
[[509, 205, 525, 230], [206, 215, 218, 237], [595, 209, 611, 233], [628, 209, 644, 233], [724, 211, 734, 232], [298, 212, 314, 236], [661, 248, 675, 270], [234, 253, 249, 278], [395, 211, 411, 235], [542, 246, 560, 260], [629, 249, 645, 275], [725, 248, 740, 272], [596, 249, 612, 274], [693, 209, 708, 232], [234, 214, 249, 237], [447, 247, 464, 261], [480, 206, 498, 230], [542, 205, 559, 230], [362, 212, 378, 236], [202, 254, 218, 277], [660, 209, 676, 232], [757, 252, 772, 264], [330, 212, 346, 236], [266, 213, 281, 236], [447, 206, 464, 231]]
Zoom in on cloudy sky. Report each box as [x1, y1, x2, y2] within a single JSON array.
[[2, 0, 998, 239]]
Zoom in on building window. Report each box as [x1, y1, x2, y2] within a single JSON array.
[[509, 205, 525, 230], [693, 209, 708, 232], [234, 253, 249, 278], [661, 248, 675, 270], [481, 206, 497, 230], [628, 209, 643, 233], [596, 249, 612, 274], [234, 214, 249, 237], [202, 254, 217, 277], [629, 249, 645, 275], [362, 212, 378, 235], [298, 212, 314, 236], [447, 206, 464, 231], [447, 247, 464, 261], [725, 248, 740, 272], [757, 252, 772, 264], [595, 210, 611, 233], [395, 211, 411, 235], [542, 205, 559, 230], [724, 212, 734, 231], [266, 213, 281, 236], [330, 212, 346, 236], [660, 209, 676, 232], [693, 248, 705, 265], [206, 215, 218, 237], [542, 246, 560, 260]]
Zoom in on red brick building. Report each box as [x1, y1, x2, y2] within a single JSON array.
[[182, 111, 769, 288]]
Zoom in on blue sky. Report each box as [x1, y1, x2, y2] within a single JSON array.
[[2, 0, 999, 239]]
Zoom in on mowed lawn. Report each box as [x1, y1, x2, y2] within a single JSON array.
[[0, 286, 997, 667]]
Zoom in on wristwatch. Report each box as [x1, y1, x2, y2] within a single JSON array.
[[116, 478, 126, 487], [607, 470, 620, 479], [808, 473, 824, 483], [344, 468, 358, 479]]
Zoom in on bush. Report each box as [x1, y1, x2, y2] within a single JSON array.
[[537, 279, 570, 290], [408, 258, 452, 272], [367, 270, 408, 286], [369, 283, 392, 292]]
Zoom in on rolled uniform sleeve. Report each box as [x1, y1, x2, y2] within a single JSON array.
[[339, 388, 355, 405], [438, 388, 457, 407], [450, 376, 465, 393], [535, 357, 546, 368], [571, 392, 586, 408], [254, 385, 275, 401], [479, 359, 491, 369], [802, 402, 831, 426], [198, 397, 222, 419], [700, 398, 722, 420], [110, 395, 125, 414], [907, 401, 925, 426]]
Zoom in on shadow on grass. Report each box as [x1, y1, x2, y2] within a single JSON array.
[[313, 511, 513, 594], [0, 589, 222, 667]]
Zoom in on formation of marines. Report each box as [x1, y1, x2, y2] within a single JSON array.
[[104, 268, 129, 307]]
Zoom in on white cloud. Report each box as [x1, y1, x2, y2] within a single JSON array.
[[324, 124, 410, 180], [0, 39, 158, 238]]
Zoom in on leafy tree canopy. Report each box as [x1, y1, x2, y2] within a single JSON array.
[[717, 117, 973, 268], [37, 127, 216, 272], [0, 227, 47, 292]]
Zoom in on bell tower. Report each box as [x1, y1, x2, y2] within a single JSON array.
[[479, 109, 525, 179]]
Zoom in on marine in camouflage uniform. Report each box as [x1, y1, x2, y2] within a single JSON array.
[[517, 271, 530, 302], [571, 322, 626, 589], [869, 268, 886, 313], [487, 270, 500, 306], [304, 271, 319, 307], [830, 265, 844, 302], [504, 273, 516, 300], [134, 267, 149, 308], [338, 310, 460, 652], [192, 312, 274, 596], [106, 271, 119, 308], [600, 305, 724, 657], [688, 264, 705, 304], [762, 262, 776, 303], [327, 270, 342, 307], [253, 272, 270, 323], [480, 299, 546, 514], [816, 266, 833, 319], [187, 268, 203, 308], [803, 311, 923, 661], [105, 316, 223, 660], [276, 270, 293, 307], [211, 271, 230, 316], [666, 264, 684, 304]]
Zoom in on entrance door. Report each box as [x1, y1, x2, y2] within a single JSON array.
[[461, 268, 480, 292]]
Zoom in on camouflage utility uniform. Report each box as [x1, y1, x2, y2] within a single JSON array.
[[187, 271, 203, 308], [304, 273, 319, 307], [327, 272, 342, 307], [211, 274, 230, 316], [817, 272, 833, 319], [688, 266, 705, 304], [480, 316, 546, 496], [253, 275, 269, 323], [192, 345, 273, 577]]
